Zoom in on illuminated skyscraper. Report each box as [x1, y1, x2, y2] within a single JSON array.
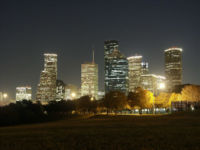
[[36, 53, 57, 103], [104, 41, 128, 93], [127, 55, 143, 92], [140, 74, 166, 95], [16, 86, 32, 101], [81, 52, 98, 100], [164, 47, 182, 91]]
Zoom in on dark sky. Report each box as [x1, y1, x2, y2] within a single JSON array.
[[0, 0, 200, 99]]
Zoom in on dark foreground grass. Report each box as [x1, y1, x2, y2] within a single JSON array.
[[0, 112, 200, 150]]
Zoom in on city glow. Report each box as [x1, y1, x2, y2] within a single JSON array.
[[159, 83, 165, 89], [3, 93, 8, 99], [71, 92, 76, 98]]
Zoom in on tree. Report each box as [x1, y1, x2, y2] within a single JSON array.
[[181, 85, 200, 101], [76, 96, 91, 114], [135, 87, 154, 109], [155, 92, 171, 108], [169, 93, 181, 102], [127, 92, 140, 108], [103, 91, 127, 114], [45, 100, 76, 119], [90, 100, 98, 114]]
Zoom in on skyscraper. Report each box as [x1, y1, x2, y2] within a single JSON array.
[[81, 52, 98, 100], [127, 55, 143, 92], [56, 80, 65, 101], [104, 41, 128, 93], [104, 40, 119, 92], [16, 86, 32, 101], [164, 47, 182, 91], [36, 53, 57, 103]]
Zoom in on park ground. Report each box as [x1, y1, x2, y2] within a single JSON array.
[[0, 112, 200, 150]]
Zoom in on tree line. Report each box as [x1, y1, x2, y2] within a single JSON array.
[[0, 88, 153, 126], [1, 85, 200, 126]]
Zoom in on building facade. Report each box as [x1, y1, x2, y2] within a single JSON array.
[[56, 80, 65, 101], [36, 53, 57, 103], [140, 74, 166, 95], [141, 61, 149, 75], [81, 62, 98, 100], [104, 41, 128, 93], [127, 56, 143, 92], [165, 47, 182, 91], [104, 40, 119, 58], [16, 86, 32, 101]]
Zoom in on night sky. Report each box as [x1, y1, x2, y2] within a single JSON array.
[[0, 0, 200, 99]]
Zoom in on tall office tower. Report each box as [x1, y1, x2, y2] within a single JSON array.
[[81, 53, 98, 100], [127, 55, 143, 92], [104, 40, 119, 93], [16, 87, 32, 101], [164, 47, 182, 91], [140, 74, 166, 95], [141, 61, 149, 75], [105, 44, 128, 94], [36, 53, 57, 103], [56, 80, 65, 101]]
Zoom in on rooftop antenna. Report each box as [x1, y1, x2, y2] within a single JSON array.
[[92, 48, 95, 63], [92, 45, 95, 63]]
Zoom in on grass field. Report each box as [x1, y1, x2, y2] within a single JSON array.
[[0, 112, 200, 150]]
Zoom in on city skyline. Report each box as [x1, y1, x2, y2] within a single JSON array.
[[0, 0, 200, 99], [0, 42, 193, 99]]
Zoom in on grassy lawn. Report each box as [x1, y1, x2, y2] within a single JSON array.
[[0, 112, 200, 150]]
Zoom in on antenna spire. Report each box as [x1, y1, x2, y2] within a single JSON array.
[[92, 48, 95, 63]]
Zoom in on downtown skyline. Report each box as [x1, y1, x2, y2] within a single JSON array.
[[0, 0, 200, 99]]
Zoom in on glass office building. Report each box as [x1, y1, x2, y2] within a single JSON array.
[[104, 41, 128, 93]]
